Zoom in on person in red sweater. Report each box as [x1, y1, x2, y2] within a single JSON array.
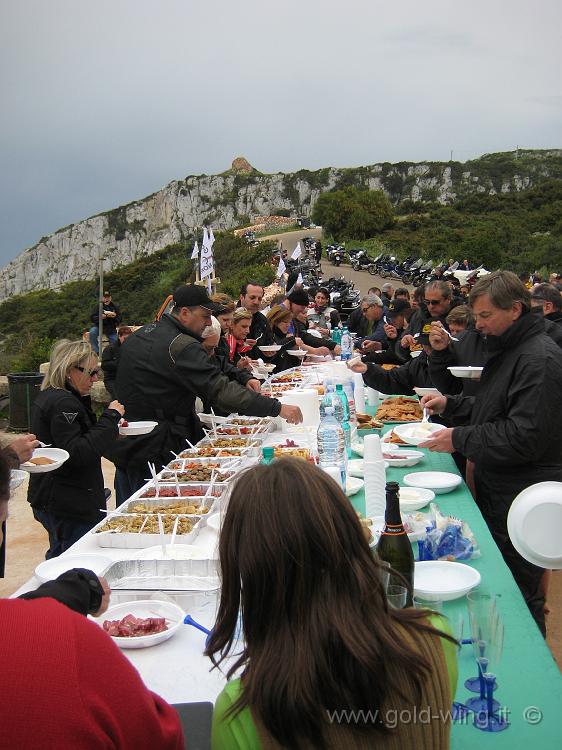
[[0, 453, 184, 750]]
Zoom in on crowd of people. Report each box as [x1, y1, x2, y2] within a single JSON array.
[[2, 267, 561, 746]]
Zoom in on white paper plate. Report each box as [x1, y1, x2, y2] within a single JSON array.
[[398, 487, 435, 510], [347, 459, 389, 477], [35, 553, 112, 583], [287, 350, 307, 357], [9, 469, 27, 493], [205, 514, 222, 533], [413, 387, 441, 398], [414, 560, 481, 601], [382, 449, 425, 468], [345, 476, 364, 496], [447, 366, 484, 379], [403, 471, 462, 494], [94, 599, 185, 649], [392, 422, 446, 446], [410, 350, 423, 358], [507, 481, 562, 569], [258, 345, 281, 354], [119, 420, 158, 436], [21, 448, 70, 473]]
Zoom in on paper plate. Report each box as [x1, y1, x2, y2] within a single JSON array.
[[392, 422, 446, 446], [403, 471, 462, 494], [286, 350, 307, 357], [205, 514, 222, 533], [35, 553, 112, 583], [398, 486, 435, 510], [347, 459, 389, 477], [119, 421, 158, 436], [447, 366, 484, 379], [345, 476, 364, 496], [413, 387, 441, 398], [9, 469, 27, 493], [258, 344, 281, 354], [507, 481, 562, 569], [414, 561, 481, 601], [21, 448, 69, 473], [410, 350, 423, 358], [94, 599, 185, 649], [382, 449, 425, 468]]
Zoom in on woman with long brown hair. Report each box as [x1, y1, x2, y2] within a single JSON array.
[[208, 459, 458, 749]]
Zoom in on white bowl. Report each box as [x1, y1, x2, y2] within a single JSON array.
[[507, 481, 562, 569], [413, 387, 441, 398], [9, 469, 27, 493], [447, 366, 484, 379], [369, 515, 426, 543], [392, 422, 446, 446], [287, 349, 307, 358], [347, 459, 389, 477], [414, 560, 481, 601], [410, 350, 423, 358], [119, 420, 158, 436], [382, 448, 425, 468], [94, 599, 185, 649], [258, 344, 281, 354], [35, 553, 112, 583], [21, 448, 70, 473], [398, 486, 435, 511], [403, 471, 462, 494], [345, 476, 364, 496]]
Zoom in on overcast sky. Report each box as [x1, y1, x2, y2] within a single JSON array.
[[1, 0, 560, 268]]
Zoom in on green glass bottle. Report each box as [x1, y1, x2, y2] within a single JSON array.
[[376, 481, 414, 606]]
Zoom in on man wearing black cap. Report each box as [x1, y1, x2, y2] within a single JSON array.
[[349, 323, 435, 394], [282, 288, 341, 354], [112, 284, 302, 498]]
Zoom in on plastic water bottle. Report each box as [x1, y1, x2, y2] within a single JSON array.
[[319, 384, 345, 423], [335, 384, 352, 457], [317, 407, 347, 486], [340, 326, 353, 361], [332, 326, 342, 346]]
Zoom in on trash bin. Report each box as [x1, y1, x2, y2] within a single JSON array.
[[7, 372, 44, 432]]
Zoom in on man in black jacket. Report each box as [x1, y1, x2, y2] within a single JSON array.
[[420, 271, 562, 635], [281, 288, 340, 354], [89, 291, 121, 354], [113, 285, 302, 498], [239, 281, 275, 357], [531, 283, 562, 325]]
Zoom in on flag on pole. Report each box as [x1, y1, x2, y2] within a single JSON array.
[[191, 241, 199, 260], [208, 227, 215, 247], [297, 272, 304, 286], [200, 228, 214, 281], [291, 243, 302, 260], [276, 256, 286, 278], [202, 226, 210, 250]]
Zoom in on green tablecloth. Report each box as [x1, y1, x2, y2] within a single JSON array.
[[350, 426, 562, 748]]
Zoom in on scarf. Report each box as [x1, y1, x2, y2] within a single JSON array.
[[226, 333, 252, 362]]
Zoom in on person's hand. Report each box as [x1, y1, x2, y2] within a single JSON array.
[[348, 360, 367, 374], [418, 427, 454, 453], [236, 357, 252, 370], [295, 337, 304, 348], [420, 393, 447, 415], [362, 340, 381, 352], [246, 379, 261, 392], [317, 327, 330, 337], [9, 434, 40, 464], [400, 334, 417, 349], [93, 576, 111, 616], [333, 344, 342, 356], [429, 321, 449, 351], [315, 346, 331, 356], [280, 404, 303, 425], [384, 323, 397, 339], [109, 400, 125, 416]]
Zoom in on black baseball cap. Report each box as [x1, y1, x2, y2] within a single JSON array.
[[387, 299, 411, 318], [172, 284, 213, 310], [287, 288, 310, 306]]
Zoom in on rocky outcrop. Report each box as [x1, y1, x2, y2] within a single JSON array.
[[1, 150, 561, 301]]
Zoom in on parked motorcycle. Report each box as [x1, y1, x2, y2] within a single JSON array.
[[349, 248, 377, 271], [326, 243, 347, 266]]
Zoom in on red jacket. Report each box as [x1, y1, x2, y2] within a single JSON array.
[[0, 598, 184, 750]]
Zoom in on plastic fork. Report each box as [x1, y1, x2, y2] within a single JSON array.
[[443, 328, 459, 342]]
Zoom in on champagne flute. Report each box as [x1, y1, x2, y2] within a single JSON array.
[[474, 616, 509, 732], [464, 592, 497, 694], [466, 606, 501, 714]]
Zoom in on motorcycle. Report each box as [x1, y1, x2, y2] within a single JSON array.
[[411, 261, 435, 287], [326, 243, 346, 266], [325, 277, 361, 322], [401, 257, 424, 284], [349, 249, 377, 271]]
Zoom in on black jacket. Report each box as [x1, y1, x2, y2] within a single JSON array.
[[27, 387, 120, 522], [271, 329, 300, 372], [19, 568, 105, 616], [101, 340, 122, 383], [362, 352, 434, 396], [429, 315, 562, 399], [446, 314, 562, 524], [247, 311, 274, 358], [545, 310, 562, 325], [290, 315, 336, 351], [90, 301, 121, 334], [113, 314, 281, 470]]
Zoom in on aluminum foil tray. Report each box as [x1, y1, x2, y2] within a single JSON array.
[[105, 558, 219, 591]]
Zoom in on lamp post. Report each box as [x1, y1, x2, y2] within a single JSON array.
[[97, 250, 105, 358]]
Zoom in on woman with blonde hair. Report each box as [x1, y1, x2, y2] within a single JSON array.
[[226, 308, 254, 368], [28, 340, 124, 558]]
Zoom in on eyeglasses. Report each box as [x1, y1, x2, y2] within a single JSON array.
[[424, 299, 443, 306], [76, 366, 99, 376]]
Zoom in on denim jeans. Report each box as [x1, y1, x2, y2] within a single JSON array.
[[33, 509, 97, 559], [89, 326, 118, 354]]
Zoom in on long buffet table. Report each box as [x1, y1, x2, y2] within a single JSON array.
[[13, 387, 562, 749]]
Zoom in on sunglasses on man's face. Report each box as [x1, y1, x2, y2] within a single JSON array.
[[76, 366, 99, 376], [424, 299, 443, 306]]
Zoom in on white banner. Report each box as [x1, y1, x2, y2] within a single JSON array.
[[276, 256, 286, 278], [190, 241, 199, 260], [291, 242, 302, 260], [297, 272, 304, 286], [200, 242, 214, 280], [208, 227, 215, 247]]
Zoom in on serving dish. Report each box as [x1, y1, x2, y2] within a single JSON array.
[[403, 471, 462, 495], [413, 560, 481, 601], [21, 448, 69, 473]]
